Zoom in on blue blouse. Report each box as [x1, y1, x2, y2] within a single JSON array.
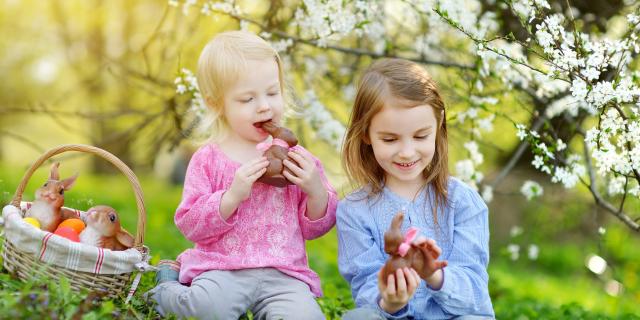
[[337, 178, 494, 319]]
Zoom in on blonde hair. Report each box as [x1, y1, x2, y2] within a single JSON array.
[[342, 58, 449, 225], [196, 31, 285, 142]]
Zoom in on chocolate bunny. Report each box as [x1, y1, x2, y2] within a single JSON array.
[[79, 205, 134, 251], [255, 120, 299, 187], [25, 162, 79, 232], [381, 212, 433, 280]]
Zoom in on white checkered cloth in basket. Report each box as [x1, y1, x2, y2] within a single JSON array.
[[2, 203, 143, 274]]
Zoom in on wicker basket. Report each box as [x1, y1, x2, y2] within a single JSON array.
[[1, 144, 147, 300]]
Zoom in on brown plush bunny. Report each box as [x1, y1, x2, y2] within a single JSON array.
[[25, 162, 79, 232], [380, 212, 433, 280], [255, 120, 299, 187], [79, 205, 134, 251]]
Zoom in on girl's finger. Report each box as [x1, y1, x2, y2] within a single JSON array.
[[247, 168, 267, 181], [395, 268, 407, 296], [405, 268, 417, 291], [387, 274, 396, 295], [434, 260, 448, 270], [241, 158, 269, 173], [283, 159, 305, 176], [245, 161, 270, 176], [424, 241, 441, 259], [413, 236, 427, 245], [431, 244, 442, 257], [287, 151, 312, 169], [412, 269, 421, 283], [282, 170, 302, 185], [420, 246, 436, 262]]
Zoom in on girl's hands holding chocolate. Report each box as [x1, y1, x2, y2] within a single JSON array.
[[378, 267, 421, 314], [282, 149, 325, 197], [228, 156, 269, 202]]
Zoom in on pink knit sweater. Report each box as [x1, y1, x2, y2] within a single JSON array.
[[174, 144, 338, 297]]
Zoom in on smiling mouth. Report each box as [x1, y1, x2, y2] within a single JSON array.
[[395, 160, 419, 167]]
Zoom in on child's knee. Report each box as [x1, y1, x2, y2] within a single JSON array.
[[258, 296, 324, 320]]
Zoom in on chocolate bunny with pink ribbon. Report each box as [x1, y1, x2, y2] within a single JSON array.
[[381, 212, 446, 280], [255, 120, 299, 187]]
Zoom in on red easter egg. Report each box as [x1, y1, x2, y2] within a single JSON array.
[[54, 226, 80, 242]]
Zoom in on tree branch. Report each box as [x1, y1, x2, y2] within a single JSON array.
[[582, 137, 640, 231], [212, 9, 475, 70]]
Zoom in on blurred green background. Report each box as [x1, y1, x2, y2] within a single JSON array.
[[1, 0, 639, 319]]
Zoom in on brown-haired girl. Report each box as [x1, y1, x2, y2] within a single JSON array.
[[337, 58, 494, 319]]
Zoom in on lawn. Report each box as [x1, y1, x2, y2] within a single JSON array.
[[0, 164, 638, 319]]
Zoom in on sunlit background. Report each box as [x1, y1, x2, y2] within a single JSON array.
[[1, 0, 639, 318]]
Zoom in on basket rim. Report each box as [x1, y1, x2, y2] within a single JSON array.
[[9, 144, 146, 250]]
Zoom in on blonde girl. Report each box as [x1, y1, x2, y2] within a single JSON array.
[[147, 31, 337, 320]]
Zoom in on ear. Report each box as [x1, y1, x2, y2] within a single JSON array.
[[391, 212, 404, 229], [49, 162, 61, 180], [116, 229, 135, 249], [205, 96, 217, 109], [62, 173, 79, 191]]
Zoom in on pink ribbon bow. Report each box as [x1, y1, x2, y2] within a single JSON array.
[[256, 138, 290, 152], [397, 227, 419, 257]]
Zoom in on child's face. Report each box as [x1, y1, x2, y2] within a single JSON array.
[[223, 58, 284, 144], [367, 96, 438, 189]]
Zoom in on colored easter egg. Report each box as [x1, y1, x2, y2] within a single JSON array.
[[23, 217, 41, 229], [58, 218, 85, 234], [54, 226, 80, 242]]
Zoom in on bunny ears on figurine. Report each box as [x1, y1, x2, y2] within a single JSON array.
[[25, 162, 79, 232]]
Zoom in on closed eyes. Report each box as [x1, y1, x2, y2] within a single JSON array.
[[381, 135, 429, 143]]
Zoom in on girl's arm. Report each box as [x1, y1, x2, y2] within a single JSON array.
[[174, 147, 238, 243], [337, 201, 411, 319], [290, 147, 337, 240], [423, 183, 494, 317]]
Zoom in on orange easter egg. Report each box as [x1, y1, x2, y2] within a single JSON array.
[[54, 226, 80, 242], [58, 218, 85, 234]]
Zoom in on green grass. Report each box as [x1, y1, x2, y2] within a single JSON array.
[[1, 163, 639, 319]]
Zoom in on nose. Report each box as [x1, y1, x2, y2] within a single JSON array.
[[397, 141, 416, 159], [256, 96, 271, 113]]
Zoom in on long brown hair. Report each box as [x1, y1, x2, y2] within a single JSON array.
[[342, 58, 449, 224]]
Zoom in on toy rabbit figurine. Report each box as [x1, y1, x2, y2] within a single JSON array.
[[254, 120, 299, 187], [381, 212, 441, 280], [25, 162, 79, 232], [79, 205, 134, 251]]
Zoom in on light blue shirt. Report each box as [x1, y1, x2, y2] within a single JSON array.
[[337, 178, 494, 319]]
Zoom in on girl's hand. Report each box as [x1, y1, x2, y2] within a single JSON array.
[[377, 267, 421, 314], [282, 149, 325, 196], [227, 156, 269, 202], [414, 237, 448, 281]]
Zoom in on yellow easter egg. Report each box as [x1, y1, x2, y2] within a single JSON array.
[[23, 217, 41, 229]]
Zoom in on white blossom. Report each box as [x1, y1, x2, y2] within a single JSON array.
[[507, 244, 520, 261], [608, 176, 627, 195], [516, 124, 527, 140], [481, 185, 493, 203], [510, 225, 523, 237], [521, 180, 543, 200], [528, 244, 539, 260], [532, 155, 544, 169]]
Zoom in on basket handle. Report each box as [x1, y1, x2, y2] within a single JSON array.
[[10, 144, 146, 250]]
